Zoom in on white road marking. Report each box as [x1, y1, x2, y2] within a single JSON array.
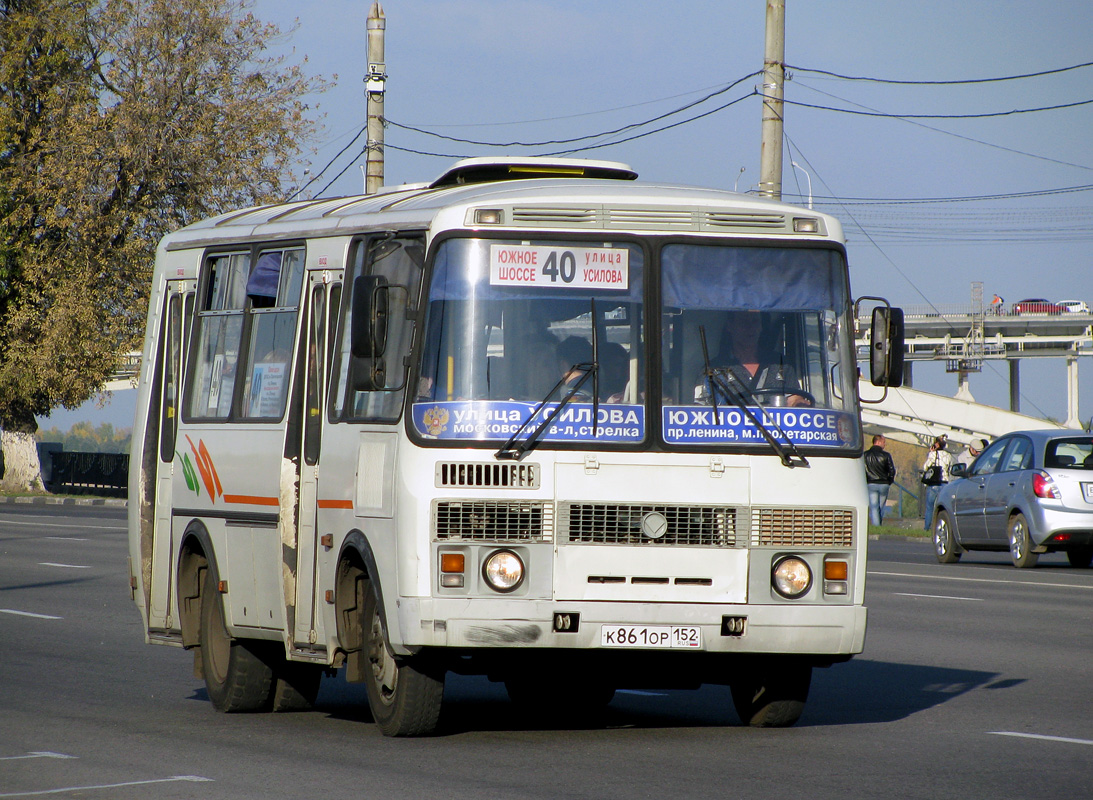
[[43, 537, 88, 542], [0, 518, 122, 531], [870, 570, 1093, 591], [0, 776, 212, 797], [894, 592, 983, 601], [0, 609, 62, 620], [0, 753, 76, 762], [989, 731, 1093, 747], [37, 563, 90, 569], [616, 689, 669, 697]]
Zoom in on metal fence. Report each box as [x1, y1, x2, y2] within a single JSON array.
[[49, 451, 128, 496]]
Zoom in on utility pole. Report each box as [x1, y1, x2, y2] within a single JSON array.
[[758, 0, 785, 200], [365, 1, 386, 194]]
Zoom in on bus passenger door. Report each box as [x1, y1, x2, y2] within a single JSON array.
[[148, 282, 188, 629], [291, 275, 331, 647]]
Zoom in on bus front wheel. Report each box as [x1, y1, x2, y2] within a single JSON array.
[[199, 568, 274, 712], [730, 659, 812, 727], [362, 587, 444, 736]]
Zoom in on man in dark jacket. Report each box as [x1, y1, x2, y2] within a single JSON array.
[[864, 434, 897, 526]]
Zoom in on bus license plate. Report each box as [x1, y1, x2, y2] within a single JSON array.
[[600, 625, 701, 649]]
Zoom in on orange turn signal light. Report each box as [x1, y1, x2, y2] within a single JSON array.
[[440, 553, 466, 573], [824, 560, 848, 581]]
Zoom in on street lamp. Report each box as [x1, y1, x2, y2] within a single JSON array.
[[790, 161, 812, 209], [734, 166, 747, 193]]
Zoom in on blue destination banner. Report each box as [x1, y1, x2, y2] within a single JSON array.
[[413, 401, 645, 442], [662, 405, 857, 447]]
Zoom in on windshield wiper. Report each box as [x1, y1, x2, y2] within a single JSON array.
[[699, 326, 809, 469], [494, 362, 597, 460]]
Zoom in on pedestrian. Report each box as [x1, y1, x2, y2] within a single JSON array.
[[921, 435, 956, 529], [990, 294, 1005, 315], [864, 434, 897, 526], [957, 437, 989, 469]]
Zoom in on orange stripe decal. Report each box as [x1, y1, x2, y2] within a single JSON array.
[[317, 499, 354, 509], [223, 494, 280, 507]]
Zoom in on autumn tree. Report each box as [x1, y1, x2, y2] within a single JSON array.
[[0, 0, 325, 489]]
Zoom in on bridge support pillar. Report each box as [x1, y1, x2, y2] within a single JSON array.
[[1009, 360, 1020, 413], [1066, 357, 1080, 429]]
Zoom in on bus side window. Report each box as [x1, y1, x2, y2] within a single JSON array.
[[332, 236, 424, 422], [240, 248, 304, 420], [186, 252, 249, 420]]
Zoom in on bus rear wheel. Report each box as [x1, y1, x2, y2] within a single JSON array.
[[199, 568, 274, 712], [730, 659, 812, 727], [362, 587, 444, 736]]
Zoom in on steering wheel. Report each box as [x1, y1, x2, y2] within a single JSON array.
[[748, 387, 816, 407]]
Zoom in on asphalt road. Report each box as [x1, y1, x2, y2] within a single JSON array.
[[2, 503, 1091, 799]]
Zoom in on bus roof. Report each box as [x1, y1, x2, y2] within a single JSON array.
[[159, 158, 843, 251]]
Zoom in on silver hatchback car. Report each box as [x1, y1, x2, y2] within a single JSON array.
[[932, 430, 1093, 568]]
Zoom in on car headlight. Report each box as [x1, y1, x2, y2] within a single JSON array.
[[772, 556, 812, 599], [482, 550, 524, 593]]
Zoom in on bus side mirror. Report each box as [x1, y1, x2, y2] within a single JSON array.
[[351, 275, 389, 359], [869, 306, 904, 387]]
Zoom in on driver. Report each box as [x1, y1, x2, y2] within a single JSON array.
[[698, 310, 811, 407]]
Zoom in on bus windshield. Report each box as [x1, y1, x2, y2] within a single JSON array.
[[659, 243, 860, 451], [412, 237, 860, 452], [413, 237, 645, 444]]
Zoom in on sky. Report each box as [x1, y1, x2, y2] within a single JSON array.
[[39, 0, 1093, 432]]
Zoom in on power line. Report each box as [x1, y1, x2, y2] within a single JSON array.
[[791, 78, 1093, 173], [785, 60, 1093, 85], [761, 92, 1093, 119], [383, 72, 760, 148]]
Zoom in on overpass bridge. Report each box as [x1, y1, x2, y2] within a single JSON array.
[[857, 302, 1092, 435]]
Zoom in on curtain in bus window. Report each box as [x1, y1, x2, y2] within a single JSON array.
[[661, 244, 845, 311], [247, 251, 281, 301]]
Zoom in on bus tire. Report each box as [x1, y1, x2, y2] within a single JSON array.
[[362, 587, 444, 736], [270, 661, 323, 712], [730, 659, 811, 728], [933, 509, 961, 563], [199, 568, 274, 712]]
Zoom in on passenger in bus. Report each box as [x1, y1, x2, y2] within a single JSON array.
[[599, 341, 629, 402], [698, 310, 811, 407], [556, 336, 595, 399]]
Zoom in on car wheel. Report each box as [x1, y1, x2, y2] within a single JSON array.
[[933, 510, 961, 563], [1008, 512, 1039, 569], [1066, 547, 1093, 568]]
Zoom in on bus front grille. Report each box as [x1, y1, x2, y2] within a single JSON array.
[[433, 500, 553, 542], [750, 508, 854, 547], [559, 503, 738, 547], [435, 461, 539, 489]]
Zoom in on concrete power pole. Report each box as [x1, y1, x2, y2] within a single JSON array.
[[365, 1, 386, 194], [758, 0, 785, 200]]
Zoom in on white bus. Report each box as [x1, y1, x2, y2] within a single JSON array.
[[128, 157, 903, 735]]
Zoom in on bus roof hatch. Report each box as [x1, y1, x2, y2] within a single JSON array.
[[429, 156, 638, 188]]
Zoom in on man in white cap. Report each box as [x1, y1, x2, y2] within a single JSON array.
[[958, 438, 989, 469]]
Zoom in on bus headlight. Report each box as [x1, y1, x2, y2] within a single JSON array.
[[483, 550, 524, 593], [772, 556, 812, 599]]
